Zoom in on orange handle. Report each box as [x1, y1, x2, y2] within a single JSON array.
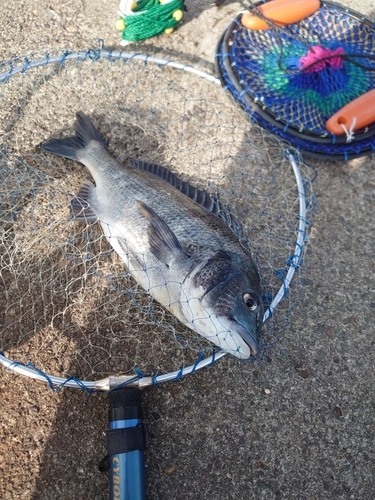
[[326, 88, 375, 135], [241, 0, 320, 30]]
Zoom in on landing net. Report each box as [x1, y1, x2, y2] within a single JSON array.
[[0, 47, 314, 389]]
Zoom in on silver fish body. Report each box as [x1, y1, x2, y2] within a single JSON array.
[[41, 112, 264, 359]]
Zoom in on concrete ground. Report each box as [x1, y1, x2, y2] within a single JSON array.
[[1, 0, 375, 499]]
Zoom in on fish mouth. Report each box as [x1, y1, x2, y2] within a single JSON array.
[[231, 319, 260, 357]]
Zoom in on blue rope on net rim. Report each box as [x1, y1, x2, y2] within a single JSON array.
[[4, 358, 96, 393]]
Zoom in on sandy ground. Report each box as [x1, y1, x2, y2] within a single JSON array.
[[1, 1, 375, 499]]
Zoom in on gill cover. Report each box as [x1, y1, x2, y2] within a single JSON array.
[[138, 197, 263, 358], [196, 251, 263, 356]]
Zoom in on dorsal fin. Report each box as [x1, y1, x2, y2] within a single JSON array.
[[129, 158, 221, 214], [128, 158, 242, 239]]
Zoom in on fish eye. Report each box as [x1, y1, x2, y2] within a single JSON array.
[[243, 293, 258, 311]]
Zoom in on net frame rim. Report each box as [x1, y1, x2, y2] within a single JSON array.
[[0, 49, 308, 390]]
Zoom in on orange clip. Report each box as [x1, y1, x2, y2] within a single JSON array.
[[241, 0, 321, 30]]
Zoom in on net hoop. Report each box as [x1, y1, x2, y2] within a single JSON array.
[[0, 49, 308, 391]]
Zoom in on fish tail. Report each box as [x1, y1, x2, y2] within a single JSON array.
[[40, 111, 105, 160]]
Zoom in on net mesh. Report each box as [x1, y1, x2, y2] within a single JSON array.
[[0, 49, 314, 383]]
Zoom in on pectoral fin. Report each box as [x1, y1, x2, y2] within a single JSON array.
[[70, 181, 98, 221], [136, 200, 187, 266]]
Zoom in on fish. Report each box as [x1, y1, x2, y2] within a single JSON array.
[[41, 111, 264, 359]]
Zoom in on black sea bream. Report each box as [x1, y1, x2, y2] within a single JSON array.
[[41, 111, 264, 359]]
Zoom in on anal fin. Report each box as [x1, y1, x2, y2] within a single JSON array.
[[70, 181, 98, 221]]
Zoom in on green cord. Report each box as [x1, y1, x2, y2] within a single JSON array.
[[120, 0, 185, 42]]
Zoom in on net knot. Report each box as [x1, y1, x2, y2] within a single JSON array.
[[300, 45, 345, 73], [190, 352, 205, 373], [133, 367, 148, 379], [275, 269, 288, 298], [339, 117, 357, 143], [58, 51, 71, 67], [21, 58, 31, 73], [87, 48, 101, 61], [262, 293, 273, 319], [174, 366, 184, 381], [286, 253, 301, 269]]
